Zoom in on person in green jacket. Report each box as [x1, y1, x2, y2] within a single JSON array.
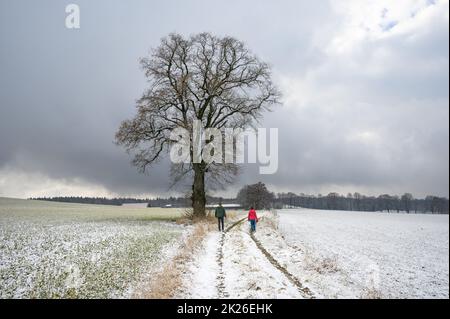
[[215, 202, 226, 232]]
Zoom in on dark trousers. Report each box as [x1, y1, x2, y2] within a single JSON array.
[[217, 217, 224, 231], [250, 219, 256, 232]]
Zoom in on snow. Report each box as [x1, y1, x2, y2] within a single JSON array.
[[222, 227, 302, 298], [177, 232, 221, 298], [121, 203, 149, 208], [206, 204, 242, 208], [0, 198, 188, 298], [266, 209, 449, 298], [180, 209, 448, 299], [177, 214, 304, 299], [3, 197, 447, 299]]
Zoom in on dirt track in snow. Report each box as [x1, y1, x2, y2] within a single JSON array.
[[176, 214, 314, 299], [249, 228, 314, 298]]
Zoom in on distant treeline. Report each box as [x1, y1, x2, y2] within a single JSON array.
[[29, 195, 236, 208], [30, 197, 148, 206], [30, 190, 449, 214], [275, 192, 449, 214]]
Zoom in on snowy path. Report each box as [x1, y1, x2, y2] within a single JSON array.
[[176, 215, 307, 299]]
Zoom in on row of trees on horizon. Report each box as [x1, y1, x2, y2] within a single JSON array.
[[239, 182, 449, 214], [30, 182, 449, 214], [29, 195, 236, 208], [276, 191, 449, 214]]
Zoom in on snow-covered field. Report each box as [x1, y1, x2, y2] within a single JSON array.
[[268, 209, 449, 298], [0, 198, 187, 298], [2, 198, 447, 299]]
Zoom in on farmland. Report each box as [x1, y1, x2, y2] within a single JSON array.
[[1, 199, 448, 299], [269, 209, 449, 298], [0, 198, 186, 298]]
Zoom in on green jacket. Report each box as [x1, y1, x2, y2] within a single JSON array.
[[215, 206, 226, 218]]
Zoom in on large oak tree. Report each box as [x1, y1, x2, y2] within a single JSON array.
[[116, 33, 280, 218]]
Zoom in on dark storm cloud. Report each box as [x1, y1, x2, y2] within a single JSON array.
[[0, 0, 448, 198]]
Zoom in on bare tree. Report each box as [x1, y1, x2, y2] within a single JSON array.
[[378, 194, 393, 212], [353, 192, 362, 211], [237, 182, 274, 210], [401, 193, 414, 213], [347, 193, 354, 211], [425, 195, 449, 214], [115, 33, 280, 218], [326, 192, 339, 210]]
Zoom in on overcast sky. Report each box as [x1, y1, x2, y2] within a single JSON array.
[[0, 0, 448, 199]]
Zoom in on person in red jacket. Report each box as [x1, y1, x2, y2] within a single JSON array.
[[248, 207, 258, 232]]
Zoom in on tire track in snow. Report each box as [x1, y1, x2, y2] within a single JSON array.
[[249, 230, 315, 299], [225, 217, 246, 232], [217, 216, 314, 298], [216, 232, 229, 298], [216, 217, 248, 298]]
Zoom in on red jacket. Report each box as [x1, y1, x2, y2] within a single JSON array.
[[248, 209, 258, 221]]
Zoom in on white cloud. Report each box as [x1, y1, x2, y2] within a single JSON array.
[[327, 0, 448, 52], [0, 168, 116, 198]]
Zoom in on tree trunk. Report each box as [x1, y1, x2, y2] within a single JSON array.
[[192, 163, 206, 218]]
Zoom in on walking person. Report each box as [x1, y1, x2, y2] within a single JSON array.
[[215, 202, 226, 232], [248, 207, 258, 232]]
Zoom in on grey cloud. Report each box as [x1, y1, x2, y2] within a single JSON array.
[[0, 0, 448, 198]]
